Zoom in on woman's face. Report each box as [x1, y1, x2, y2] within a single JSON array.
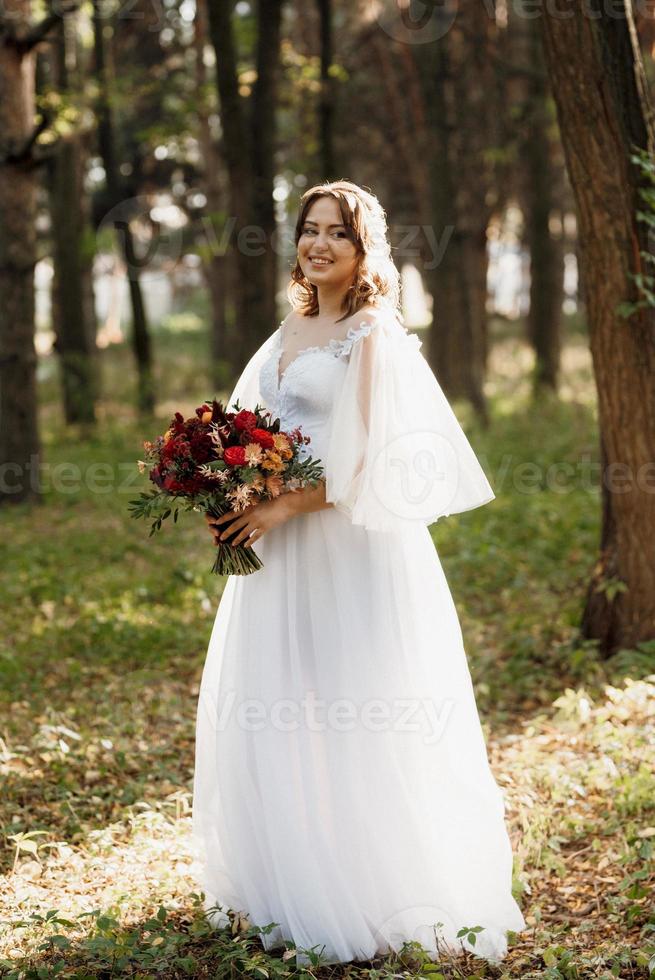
[[297, 196, 360, 292]]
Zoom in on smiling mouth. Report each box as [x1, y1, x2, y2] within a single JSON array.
[[309, 257, 333, 265]]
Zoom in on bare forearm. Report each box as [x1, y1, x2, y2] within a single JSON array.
[[280, 478, 333, 518]]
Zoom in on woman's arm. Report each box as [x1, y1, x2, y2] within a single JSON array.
[[280, 478, 333, 517], [205, 479, 333, 549]]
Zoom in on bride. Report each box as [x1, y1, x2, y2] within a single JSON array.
[[192, 179, 526, 965]]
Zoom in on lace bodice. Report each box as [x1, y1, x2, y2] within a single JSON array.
[[259, 319, 377, 463]]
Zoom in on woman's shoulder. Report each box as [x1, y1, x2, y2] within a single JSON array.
[[341, 309, 379, 352], [278, 303, 407, 356], [339, 303, 409, 349], [345, 304, 380, 326]]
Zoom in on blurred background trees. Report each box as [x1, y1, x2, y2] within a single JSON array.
[[1, 0, 655, 657]]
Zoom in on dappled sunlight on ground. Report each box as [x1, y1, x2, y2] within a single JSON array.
[[2, 677, 653, 975]]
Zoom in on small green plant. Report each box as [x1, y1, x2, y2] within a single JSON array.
[[617, 145, 655, 319]]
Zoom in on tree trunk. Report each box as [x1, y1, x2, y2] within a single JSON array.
[[47, 4, 98, 425], [92, 0, 154, 415], [252, 0, 283, 351], [316, 0, 336, 180], [520, 14, 563, 395], [206, 0, 283, 369], [421, 20, 488, 421], [0, 0, 41, 504], [194, 0, 230, 390], [415, 1, 506, 422], [541, 0, 655, 654]]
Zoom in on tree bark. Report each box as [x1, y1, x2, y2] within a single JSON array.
[[0, 0, 41, 504], [194, 0, 230, 390], [413, 1, 509, 422], [419, 10, 490, 422], [252, 0, 283, 352], [316, 0, 336, 180], [541, 0, 655, 653], [518, 13, 564, 394], [206, 0, 283, 369], [47, 3, 98, 425], [92, 0, 154, 415]]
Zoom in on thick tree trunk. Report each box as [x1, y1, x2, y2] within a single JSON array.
[[416, 1, 505, 421], [48, 5, 98, 425], [207, 0, 254, 370], [50, 139, 98, 424], [0, 0, 41, 504], [422, 24, 488, 421], [206, 0, 283, 369], [541, 0, 655, 653]]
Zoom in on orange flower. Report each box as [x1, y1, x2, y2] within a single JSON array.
[[272, 433, 292, 457], [261, 450, 284, 473], [201, 411, 213, 424], [265, 474, 284, 497], [250, 472, 266, 492]]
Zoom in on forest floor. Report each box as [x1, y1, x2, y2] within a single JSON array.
[[0, 315, 653, 979]]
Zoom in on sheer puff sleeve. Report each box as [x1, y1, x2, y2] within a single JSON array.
[[323, 309, 495, 533]]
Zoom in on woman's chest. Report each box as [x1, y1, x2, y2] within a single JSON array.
[[259, 343, 348, 424]]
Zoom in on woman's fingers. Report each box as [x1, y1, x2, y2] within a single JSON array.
[[223, 518, 252, 544], [210, 514, 250, 542], [205, 510, 234, 525], [204, 509, 258, 547], [230, 523, 257, 547]]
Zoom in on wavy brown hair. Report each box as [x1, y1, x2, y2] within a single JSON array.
[[286, 179, 402, 322]]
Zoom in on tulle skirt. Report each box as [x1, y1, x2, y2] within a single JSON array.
[[192, 507, 525, 965]]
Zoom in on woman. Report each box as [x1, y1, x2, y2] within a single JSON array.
[[192, 180, 525, 966]]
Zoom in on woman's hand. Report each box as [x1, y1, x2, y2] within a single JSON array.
[[204, 496, 294, 550], [204, 481, 331, 549]]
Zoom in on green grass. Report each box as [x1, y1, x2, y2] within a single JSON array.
[[1, 315, 654, 978]]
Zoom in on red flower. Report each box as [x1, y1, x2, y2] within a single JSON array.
[[195, 403, 212, 419], [224, 445, 247, 466], [168, 411, 185, 433], [234, 409, 258, 432], [249, 427, 274, 449]]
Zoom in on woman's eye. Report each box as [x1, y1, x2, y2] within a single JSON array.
[[301, 228, 347, 237]]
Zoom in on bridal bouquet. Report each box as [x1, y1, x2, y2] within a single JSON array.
[[129, 399, 324, 575]]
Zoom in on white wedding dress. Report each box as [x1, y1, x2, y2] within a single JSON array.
[[192, 303, 526, 965]]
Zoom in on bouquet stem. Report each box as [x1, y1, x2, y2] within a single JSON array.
[[205, 501, 264, 576]]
